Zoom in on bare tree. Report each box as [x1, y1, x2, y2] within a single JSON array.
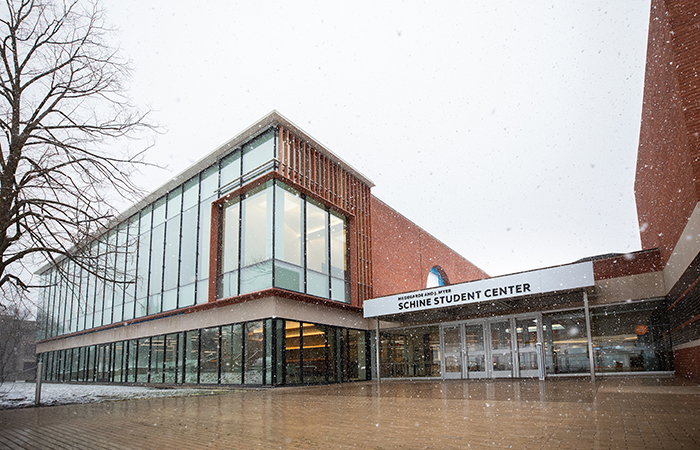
[[0, 0, 152, 307], [0, 299, 32, 384]]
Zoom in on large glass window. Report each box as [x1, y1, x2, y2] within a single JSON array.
[[185, 330, 200, 384], [136, 337, 150, 383], [150, 335, 164, 383], [303, 324, 327, 384], [242, 131, 275, 181], [112, 342, 122, 382], [217, 179, 348, 303], [327, 327, 340, 383], [135, 209, 151, 318], [152, 196, 166, 226], [274, 184, 304, 292], [306, 200, 329, 298], [200, 327, 220, 383], [149, 223, 165, 315], [285, 321, 301, 385], [163, 187, 182, 311], [219, 199, 240, 298], [543, 310, 590, 375], [70, 348, 79, 381], [330, 211, 348, 302], [240, 182, 273, 294], [182, 176, 200, 210], [37, 319, 371, 387], [127, 340, 138, 383], [379, 327, 440, 378], [92, 243, 105, 328], [220, 151, 241, 188], [179, 177, 199, 308], [592, 301, 672, 373], [113, 227, 126, 324], [164, 333, 179, 383], [123, 215, 138, 321], [346, 329, 368, 381], [163, 215, 180, 311], [244, 321, 264, 384], [221, 324, 243, 384]]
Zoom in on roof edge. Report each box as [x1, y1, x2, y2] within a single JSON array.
[[36, 111, 374, 274]]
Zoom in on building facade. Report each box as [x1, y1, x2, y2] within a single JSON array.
[[35, 1, 700, 385], [634, 0, 700, 382], [34, 109, 677, 386], [366, 251, 672, 380], [34, 112, 486, 386]]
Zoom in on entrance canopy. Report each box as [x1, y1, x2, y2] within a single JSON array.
[[364, 261, 595, 320]]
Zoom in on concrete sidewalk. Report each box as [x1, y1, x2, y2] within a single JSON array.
[[0, 376, 698, 449]]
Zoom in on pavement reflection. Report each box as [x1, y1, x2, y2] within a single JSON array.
[[0, 376, 698, 449]]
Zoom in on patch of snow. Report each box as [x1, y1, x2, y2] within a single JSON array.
[[0, 382, 205, 410]]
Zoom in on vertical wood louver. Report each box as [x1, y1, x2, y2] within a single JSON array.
[[277, 126, 372, 306]]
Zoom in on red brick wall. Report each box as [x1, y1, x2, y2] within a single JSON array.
[[592, 249, 662, 281], [635, 0, 700, 265], [371, 196, 488, 298], [674, 343, 700, 382]]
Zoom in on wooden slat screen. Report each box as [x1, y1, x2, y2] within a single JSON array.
[[277, 126, 373, 306]]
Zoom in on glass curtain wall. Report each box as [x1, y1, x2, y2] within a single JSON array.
[[542, 310, 590, 374], [240, 183, 274, 293], [39, 319, 371, 386], [123, 215, 139, 321], [37, 129, 277, 340], [275, 184, 304, 292], [282, 320, 371, 385], [200, 327, 220, 383], [162, 186, 182, 312], [148, 197, 166, 316], [543, 300, 672, 375], [591, 301, 672, 372], [221, 324, 243, 383], [179, 178, 199, 307], [217, 180, 349, 302], [378, 327, 441, 378]]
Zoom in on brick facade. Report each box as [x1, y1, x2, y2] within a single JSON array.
[[673, 343, 700, 382], [370, 197, 487, 298], [635, 0, 700, 381], [635, 0, 700, 266]]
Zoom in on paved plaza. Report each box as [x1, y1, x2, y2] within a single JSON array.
[[1, 376, 699, 449]]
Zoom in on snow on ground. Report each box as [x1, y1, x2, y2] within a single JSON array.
[[0, 382, 209, 410]]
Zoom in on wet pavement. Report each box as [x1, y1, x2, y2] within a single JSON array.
[[0, 376, 699, 449]]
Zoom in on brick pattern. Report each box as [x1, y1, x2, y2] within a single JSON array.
[[1, 378, 699, 449], [592, 249, 663, 281], [635, 0, 700, 265], [663, 1, 700, 201], [674, 343, 700, 382], [371, 197, 488, 297], [668, 286, 700, 340]]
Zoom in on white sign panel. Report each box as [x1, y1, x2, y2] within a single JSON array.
[[363, 261, 594, 318]]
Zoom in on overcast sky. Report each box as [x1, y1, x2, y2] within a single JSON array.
[[102, 0, 652, 277]]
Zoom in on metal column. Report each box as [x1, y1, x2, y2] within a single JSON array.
[[375, 318, 381, 383], [583, 290, 596, 381]]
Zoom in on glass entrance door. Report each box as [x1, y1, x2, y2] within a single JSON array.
[[489, 320, 514, 378], [440, 314, 542, 379], [516, 317, 540, 377], [464, 324, 487, 378], [442, 325, 463, 379]]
